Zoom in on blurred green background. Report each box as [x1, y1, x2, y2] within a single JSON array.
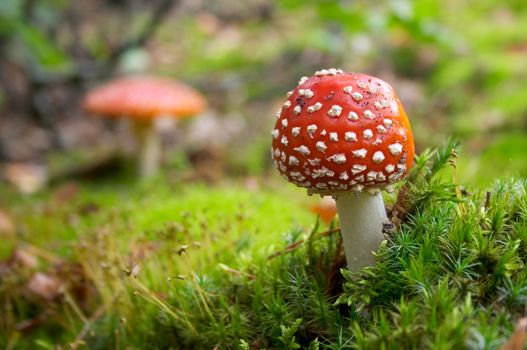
[[1, 0, 526, 189]]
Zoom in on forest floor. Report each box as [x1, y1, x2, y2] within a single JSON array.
[[1, 142, 527, 349]]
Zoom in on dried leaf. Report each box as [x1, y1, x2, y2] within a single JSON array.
[[0, 208, 15, 236], [501, 317, 527, 350], [3, 162, 47, 194], [9, 248, 38, 269], [308, 196, 337, 224], [52, 182, 79, 204], [27, 272, 62, 301]]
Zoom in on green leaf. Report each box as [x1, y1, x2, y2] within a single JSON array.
[[13, 20, 71, 71], [278, 318, 303, 350], [238, 339, 250, 350]]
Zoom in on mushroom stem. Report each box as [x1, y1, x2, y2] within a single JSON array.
[[335, 191, 388, 272], [132, 119, 161, 177]]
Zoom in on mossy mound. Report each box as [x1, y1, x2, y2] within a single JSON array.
[[2, 141, 527, 349]]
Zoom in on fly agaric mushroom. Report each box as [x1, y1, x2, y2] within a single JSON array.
[[83, 76, 206, 177], [271, 69, 414, 272]]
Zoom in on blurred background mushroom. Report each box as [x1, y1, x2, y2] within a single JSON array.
[[83, 75, 206, 177], [307, 196, 337, 225]]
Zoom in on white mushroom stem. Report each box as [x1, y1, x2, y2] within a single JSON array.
[[132, 119, 162, 177], [335, 191, 388, 272]]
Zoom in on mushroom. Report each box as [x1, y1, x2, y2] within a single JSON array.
[[308, 196, 337, 224], [83, 76, 206, 177], [271, 69, 414, 272]]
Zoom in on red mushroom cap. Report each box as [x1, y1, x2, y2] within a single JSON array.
[[271, 69, 414, 195], [83, 76, 206, 119]]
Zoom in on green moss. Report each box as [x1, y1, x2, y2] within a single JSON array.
[[459, 133, 527, 187], [2, 142, 527, 349]]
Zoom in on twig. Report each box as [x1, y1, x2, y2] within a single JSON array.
[[69, 293, 121, 349], [267, 228, 340, 260], [218, 263, 255, 280]]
